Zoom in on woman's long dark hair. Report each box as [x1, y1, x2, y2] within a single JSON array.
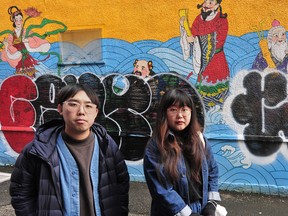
[[153, 89, 204, 184]]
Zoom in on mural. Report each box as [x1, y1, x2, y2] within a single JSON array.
[[0, 2, 287, 196], [252, 19, 288, 73], [132, 59, 155, 79], [179, 0, 229, 109], [224, 70, 288, 162], [0, 6, 67, 77]]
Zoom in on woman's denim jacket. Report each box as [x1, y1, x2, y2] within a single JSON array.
[[143, 134, 221, 216]]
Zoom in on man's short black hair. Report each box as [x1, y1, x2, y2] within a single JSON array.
[[57, 84, 99, 107]]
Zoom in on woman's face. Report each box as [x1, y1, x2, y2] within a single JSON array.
[[14, 14, 23, 29], [166, 104, 192, 131]]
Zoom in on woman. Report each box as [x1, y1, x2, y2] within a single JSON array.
[[144, 89, 221, 216], [1, 6, 51, 77]]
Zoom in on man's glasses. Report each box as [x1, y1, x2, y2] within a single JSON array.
[[63, 101, 97, 114], [167, 106, 191, 116]]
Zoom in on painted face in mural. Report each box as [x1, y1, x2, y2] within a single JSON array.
[[57, 90, 98, 140], [133, 60, 151, 78], [269, 27, 288, 62], [14, 14, 23, 30], [201, 0, 219, 20], [166, 104, 192, 131], [271, 27, 287, 44], [202, 0, 219, 12]]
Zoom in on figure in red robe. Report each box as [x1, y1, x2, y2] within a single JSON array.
[[180, 0, 229, 85]]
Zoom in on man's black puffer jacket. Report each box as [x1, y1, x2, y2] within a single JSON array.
[[10, 119, 130, 216]]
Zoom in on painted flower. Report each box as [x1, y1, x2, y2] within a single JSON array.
[[24, 7, 41, 18]]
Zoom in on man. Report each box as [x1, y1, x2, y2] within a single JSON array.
[[10, 84, 130, 216], [252, 19, 288, 73], [133, 59, 155, 79], [180, 0, 230, 84]]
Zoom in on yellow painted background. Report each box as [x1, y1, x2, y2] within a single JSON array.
[[0, 0, 287, 42]]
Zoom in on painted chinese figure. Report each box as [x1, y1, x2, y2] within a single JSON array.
[[252, 19, 288, 73], [179, 0, 230, 107], [1, 6, 51, 77]]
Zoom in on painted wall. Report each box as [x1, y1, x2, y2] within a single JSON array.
[[0, 0, 288, 196]]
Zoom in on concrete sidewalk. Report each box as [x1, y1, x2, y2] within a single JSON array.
[[1, 167, 288, 216]]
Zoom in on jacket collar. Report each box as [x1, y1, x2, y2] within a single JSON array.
[[29, 119, 110, 160]]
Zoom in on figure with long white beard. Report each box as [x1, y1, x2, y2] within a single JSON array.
[[252, 19, 288, 73]]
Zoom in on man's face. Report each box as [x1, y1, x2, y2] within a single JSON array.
[[133, 60, 150, 78], [269, 27, 288, 62], [202, 0, 219, 12], [271, 28, 287, 45], [58, 90, 98, 140]]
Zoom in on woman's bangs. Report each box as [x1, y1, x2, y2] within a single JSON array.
[[172, 93, 192, 108]]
